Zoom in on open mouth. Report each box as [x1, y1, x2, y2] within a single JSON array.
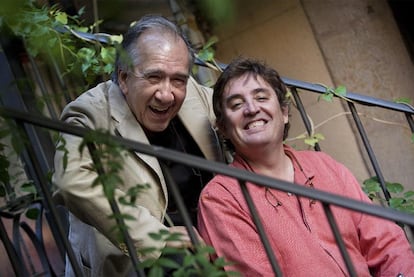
[[245, 119, 267, 130], [150, 106, 170, 114]]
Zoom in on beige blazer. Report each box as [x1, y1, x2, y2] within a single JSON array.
[[52, 78, 224, 276]]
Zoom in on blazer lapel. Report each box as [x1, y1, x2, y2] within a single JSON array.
[[178, 80, 223, 162], [107, 82, 166, 196]]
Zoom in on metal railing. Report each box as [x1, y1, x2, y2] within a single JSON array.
[[1, 87, 413, 276]]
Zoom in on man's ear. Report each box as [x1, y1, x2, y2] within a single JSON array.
[[118, 70, 128, 95]]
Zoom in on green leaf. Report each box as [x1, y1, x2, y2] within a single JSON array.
[[320, 93, 333, 102], [21, 182, 37, 194], [148, 232, 163, 240], [403, 191, 414, 198], [0, 184, 6, 197], [156, 257, 180, 269], [386, 182, 404, 194], [100, 47, 116, 64], [313, 133, 325, 140], [109, 34, 123, 44], [26, 207, 40, 219], [55, 11, 68, 24], [198, 48, 214, 62], [393, 97, 411, 104], [148, 266, 163, 277], [334, 85, 347, 97], [304, 137, 318, 147], [389, 197, 404, 208], [203, 36, 219, 49]]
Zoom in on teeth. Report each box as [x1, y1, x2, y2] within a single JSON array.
[[247, 120, 265, 129], [151, 106, 169, 112]]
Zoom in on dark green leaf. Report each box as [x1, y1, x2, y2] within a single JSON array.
[[157, 257, 180, 269], [386, 182, 404, 194], [26, 207, 40, 219], [403, 191, 414, 198]]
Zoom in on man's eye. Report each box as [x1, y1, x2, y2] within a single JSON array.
[[172, 78, 187, 88], [257, 96, 268, 101], [230, 102, 243, 110], [146, 75, 161, 83]]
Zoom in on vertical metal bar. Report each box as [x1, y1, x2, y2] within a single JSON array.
[[26, 54, 58, 119], [16, 121, 84, 277], [405, 112, 414, 133], [87, 143, 145, 277], [290, 88, 321, 151], [322, 203, 357, 277], [347, 102, 391, 201], [0, 215, 29, 276], [239, 180, 283, 277], [159, 161, 200, 246]]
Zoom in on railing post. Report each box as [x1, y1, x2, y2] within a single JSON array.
[[87, 143, 146, 277], [347, 102, 391, 201], [290, 87, 321, 151], [14, 120, 85, 277], [322, 203, 357, 277], [239, 180, 283, 277]]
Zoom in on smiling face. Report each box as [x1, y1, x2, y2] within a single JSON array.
[[220, 73, 289, 156], [118, 30, 190, 132]]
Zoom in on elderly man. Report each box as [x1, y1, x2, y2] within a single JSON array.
[[53, 15, 225, 276]]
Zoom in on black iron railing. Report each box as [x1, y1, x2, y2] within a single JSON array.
[[0, 94, 413, 276]]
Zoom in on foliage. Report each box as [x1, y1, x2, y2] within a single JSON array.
[[0, 1, 233, 275], [0, 118, 42, 219], [393, 97, 414, 143], [0, 0, 121, 87], [316, 84, 350, 103], [362, 176, 414, 215], [140, 229, 239, 277]]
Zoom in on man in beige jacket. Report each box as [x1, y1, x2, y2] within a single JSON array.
[[53, 15, 225, 276]]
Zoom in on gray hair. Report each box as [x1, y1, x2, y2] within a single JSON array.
[[112, 15, 194, 84]]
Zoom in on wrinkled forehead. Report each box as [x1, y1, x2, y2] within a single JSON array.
[[133, 30, 190, 67]]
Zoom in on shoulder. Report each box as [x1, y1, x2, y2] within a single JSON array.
[[288, 146, 341, 170], [60, 80, 114, 128], [185, 76, 214, 118], [201, 173, 241, 198]]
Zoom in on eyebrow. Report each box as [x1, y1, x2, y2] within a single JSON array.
[[142, 69, 189, 79]]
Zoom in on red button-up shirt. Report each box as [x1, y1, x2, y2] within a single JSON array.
[[198, 146, 414, 276]]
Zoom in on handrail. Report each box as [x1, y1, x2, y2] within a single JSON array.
[[58, 27, 414, 115], [282, 76, 414, 114], [1, 106, 413, 226]]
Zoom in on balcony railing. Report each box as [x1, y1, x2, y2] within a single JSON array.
[[1, 33, 414, 277]]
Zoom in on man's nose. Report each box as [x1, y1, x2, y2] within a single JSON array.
[[155, 80, 174, 103], [244, 100, 259, 115]]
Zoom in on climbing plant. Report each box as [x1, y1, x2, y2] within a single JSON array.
[[0, 1, 236, 276]]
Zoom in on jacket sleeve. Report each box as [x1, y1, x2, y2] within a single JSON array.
[[332, 155, 414, 277], [197, 180, 274, 277], [52, 90, 168, 262]]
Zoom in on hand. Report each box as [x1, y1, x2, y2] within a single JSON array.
[[166, 226, 205, 249]]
